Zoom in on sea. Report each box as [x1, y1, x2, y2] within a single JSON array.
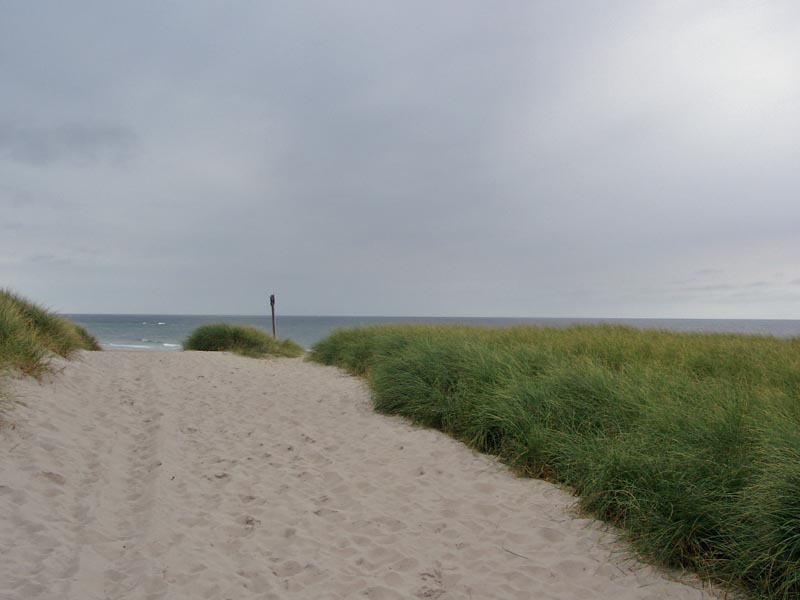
[[67, 314, 800, 352]]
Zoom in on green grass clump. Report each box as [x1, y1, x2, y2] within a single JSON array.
[[0, 289, 100, 377], [310, 324, 800, 599], [183, 323, 304, 358]]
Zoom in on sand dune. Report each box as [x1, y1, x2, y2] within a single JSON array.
[[0, 351, 720, 599]]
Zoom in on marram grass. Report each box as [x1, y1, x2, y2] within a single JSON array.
[[183, 323, 303, 358], [310, 324, 800, 599], [0, 289, 100, 377]]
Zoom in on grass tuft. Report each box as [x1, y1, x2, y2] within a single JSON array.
[[310, 324, 800, 599], [183, 323, 304, 358], [0, 289, 100, 377]]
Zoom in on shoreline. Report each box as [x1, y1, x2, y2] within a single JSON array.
[[1, 351, 721, 599], [69, 314, 800, 355]]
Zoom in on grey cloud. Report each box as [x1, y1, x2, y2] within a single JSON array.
[[0, 185, 33, 207], [17, 248, 105, 267], [668, 269, 726, 285], [1, 184, 84, 217], [25, 253, 71, 265], [0, 1, 799, 317], [0, 122, 137, 166], [675, 281, 771, 293], [1, 221, 23, 231], [0, 253, 72, 267], [725, 289, 800, 303], [0, 254, 71, 267], [690, 269, 725, 279]]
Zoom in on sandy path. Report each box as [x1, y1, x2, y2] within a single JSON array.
[[0, 351, 719, 600]]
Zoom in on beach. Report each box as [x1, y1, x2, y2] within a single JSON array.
[[0, 351, 719, 600]]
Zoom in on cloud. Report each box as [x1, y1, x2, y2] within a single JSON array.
[[0, 184, 33, 207], [0, 1, 799, 317], [668, 269, 726, 285], [0, 122, 137, 166], [0, 221, 23, 232], [675, 281, 771, 293]]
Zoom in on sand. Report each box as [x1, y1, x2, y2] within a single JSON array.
[[0, 351, 721, 600]]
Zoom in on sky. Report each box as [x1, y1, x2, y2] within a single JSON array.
[[1, 1, 799, 318]]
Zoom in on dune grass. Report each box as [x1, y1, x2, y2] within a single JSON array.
[[0, 289, 100, 377], [183, 323, 304, 358], [310, 324, 800, 599]]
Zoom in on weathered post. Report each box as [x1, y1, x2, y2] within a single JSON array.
[[270, 294, 276, 338]]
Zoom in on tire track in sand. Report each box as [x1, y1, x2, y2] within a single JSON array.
[[1, 353, 168, 600]]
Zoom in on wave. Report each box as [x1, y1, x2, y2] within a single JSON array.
[[105, 343, 153, 350]]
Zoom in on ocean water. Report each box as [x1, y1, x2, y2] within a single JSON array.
[[67, 314, 800, 352]]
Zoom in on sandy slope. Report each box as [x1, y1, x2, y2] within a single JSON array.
[[0, 351, 720, 600]]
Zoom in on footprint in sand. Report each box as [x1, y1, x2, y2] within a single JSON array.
[[38, 471, 66, 485]]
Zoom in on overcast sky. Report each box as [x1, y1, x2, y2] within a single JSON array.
[[2, 1, 799, 317]]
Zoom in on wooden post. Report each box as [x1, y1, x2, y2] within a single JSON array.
[[270, 294, 276, 338]]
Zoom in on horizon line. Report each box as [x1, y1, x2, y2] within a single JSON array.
[[63, 313, 800, 322]]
